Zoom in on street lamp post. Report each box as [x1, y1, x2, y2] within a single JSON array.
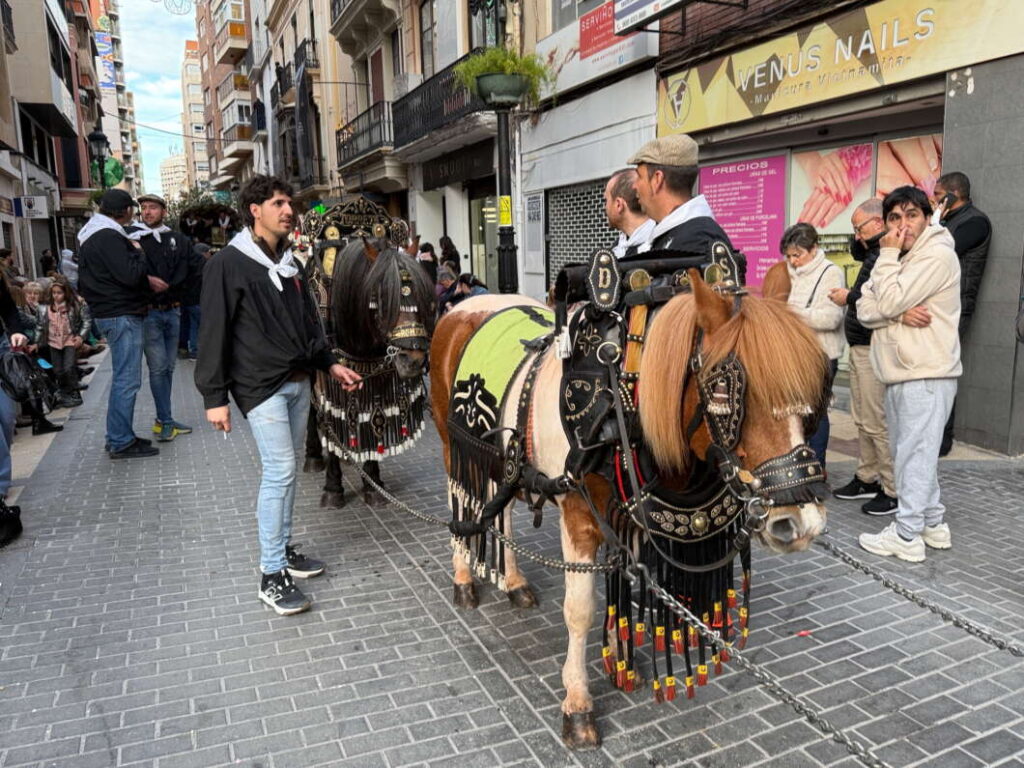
[[87, 120, 110, 191], [490, 0, 518, 294]]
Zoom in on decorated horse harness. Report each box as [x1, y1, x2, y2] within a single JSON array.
[[446, 242, 828, 701], [302, 198, 430, 462]]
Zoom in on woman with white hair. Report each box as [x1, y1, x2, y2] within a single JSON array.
[[782, 222, 846, 468]]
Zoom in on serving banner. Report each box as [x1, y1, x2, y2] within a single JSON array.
[[658, 0, 1019, 136]]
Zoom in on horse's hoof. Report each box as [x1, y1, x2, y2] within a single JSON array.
[[319, 491, 346, 509], [562, 712, 601, 750], [453, 583, 478, 609], [303, 457, 326, 473], [507, 585, 538, 609], [361, 489, 387, 507]]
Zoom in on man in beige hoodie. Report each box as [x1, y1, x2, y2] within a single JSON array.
[[855, 186, 961, 563]]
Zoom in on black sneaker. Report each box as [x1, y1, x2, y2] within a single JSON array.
[[110, 438, 160, 459], [259, 570, 311, 615], [0, 498, 22, 547], [32, 419, 64, 436], [833, 477, 881, 500], [286, 544, 325, 579], [862, 492, 898, 516]]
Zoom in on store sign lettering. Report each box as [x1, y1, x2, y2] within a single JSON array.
[[658, 0, 1023, 136]]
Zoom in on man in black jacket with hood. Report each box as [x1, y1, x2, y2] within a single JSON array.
[[934, 171, 991, 455], [828, 199, 897, 515], [78, 189, 169, 459], [196, 175, 362, 617]]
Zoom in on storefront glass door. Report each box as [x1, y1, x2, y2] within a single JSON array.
[[469, 194, 499, 291]]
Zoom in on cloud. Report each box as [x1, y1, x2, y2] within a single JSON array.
[[118, 1, 197, 195]]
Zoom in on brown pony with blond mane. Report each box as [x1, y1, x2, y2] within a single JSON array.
[[430, 270, 827, 748]]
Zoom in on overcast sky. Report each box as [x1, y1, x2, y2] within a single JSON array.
[[118, 1, 196, 196]]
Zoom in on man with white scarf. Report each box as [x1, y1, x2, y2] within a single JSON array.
[[628, 134, 743, 281], [195, 175, 363, 617], [127, 193, 194, 443], [78, 189, 170, 459]]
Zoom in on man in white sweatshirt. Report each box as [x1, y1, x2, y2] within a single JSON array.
[[855, 186, 961, 563]]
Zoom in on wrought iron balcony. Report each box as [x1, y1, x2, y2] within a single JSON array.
[[270, 81, 280, 110], [298, 156, 327, 192], [295, 39, 319, 72], [337, 101, 393, 167], [251, 100, 266, 135], [274, 61, 293, 106], [392, 49, 487, 148]]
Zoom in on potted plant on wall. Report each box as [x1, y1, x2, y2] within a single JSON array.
[[453, 46, 554, 108]]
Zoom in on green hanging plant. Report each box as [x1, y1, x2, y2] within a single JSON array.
[[453, 47, 554, 109]]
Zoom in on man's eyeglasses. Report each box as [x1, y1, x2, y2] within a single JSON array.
[[853, 216, 881, 235]]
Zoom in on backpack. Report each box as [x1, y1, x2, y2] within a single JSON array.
[[0, 350, 57, 409]]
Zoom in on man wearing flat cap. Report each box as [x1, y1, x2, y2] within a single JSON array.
[[628, 134, 741, 278], [78, 189, 170, 459], [127, 193, 197, 442]]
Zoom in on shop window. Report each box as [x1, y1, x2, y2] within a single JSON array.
[[419, 0, 434, 78]]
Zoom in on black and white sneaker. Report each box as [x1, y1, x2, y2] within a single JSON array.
[[833, 477, 881, 500], [862, 492, 899, 516], [286, 544, 325, 579], [259, 570, 311, 615]]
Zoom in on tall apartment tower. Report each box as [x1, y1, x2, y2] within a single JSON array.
[[196, 0, 250, 194], [159, 152, 188, 199], [91, 0, 143, 196], [180, 39, 208, 190]]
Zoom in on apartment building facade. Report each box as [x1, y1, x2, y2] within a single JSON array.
[[159, 152, 188, 198], [180, 39, 209, 191]]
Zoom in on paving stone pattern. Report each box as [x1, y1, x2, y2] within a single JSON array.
[[2, 361, 1024, 767]]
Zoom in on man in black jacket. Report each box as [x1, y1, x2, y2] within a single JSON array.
[[78, 189, 169, 459], [128, 193, 193, 442], [195, 175, 362, 616], [628, 134, 742, 280], [828, 199, 897, 515], [934, 172, 991, 454]]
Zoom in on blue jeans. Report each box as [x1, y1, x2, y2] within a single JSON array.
[[95, 315, 144, 452], [0, 338, 15, 496], [247, 379, 310, 574], [809, 359, 839, 468], [182, 305, 200, 356], [143, 308, 180, 425]]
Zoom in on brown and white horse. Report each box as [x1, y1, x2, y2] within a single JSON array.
[[429, 271, 828, 747]]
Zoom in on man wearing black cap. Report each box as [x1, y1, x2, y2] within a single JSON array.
[[128, 193, 194, 442], [628, 134, 741, 279], [78, 189, 169, 459]]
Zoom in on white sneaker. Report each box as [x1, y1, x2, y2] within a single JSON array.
[[921, 523, 952, 550], [858, 522, 926, 563]]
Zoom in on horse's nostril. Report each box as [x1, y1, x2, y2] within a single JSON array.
[[769, 517, 797, 543]]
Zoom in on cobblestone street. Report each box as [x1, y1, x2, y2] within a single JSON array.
[[2, 359, 1024, 768]]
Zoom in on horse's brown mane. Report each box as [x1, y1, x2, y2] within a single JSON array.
[[638, 292, 827, 473]]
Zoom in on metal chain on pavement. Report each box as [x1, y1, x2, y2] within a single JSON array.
[[635, 563, 888, 768], [816, 537, 1024, 658], [348, 461, 618, 573], [347, 461, 887, 768]]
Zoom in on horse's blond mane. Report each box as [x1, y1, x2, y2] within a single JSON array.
[[637, 292, 828, 473]]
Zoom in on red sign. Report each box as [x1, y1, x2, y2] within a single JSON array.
[[580, 2, 626, 60]]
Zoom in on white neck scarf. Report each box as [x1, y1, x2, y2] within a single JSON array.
[[77, 212, 127, 245], [230, 227, 298, 291], [638, 195, 716, 253], [127, 222, 172, 243]]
